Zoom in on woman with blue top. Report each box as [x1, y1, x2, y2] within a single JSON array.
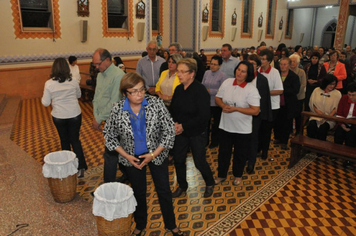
[[42, 58, 87, 177], [202, 56, 227, 148], [103, 72, 183, 236]]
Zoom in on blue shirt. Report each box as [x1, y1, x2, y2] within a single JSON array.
[[123, 97, 148, 155]]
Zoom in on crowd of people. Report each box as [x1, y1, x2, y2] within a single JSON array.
[[41, 41, 356, 235]]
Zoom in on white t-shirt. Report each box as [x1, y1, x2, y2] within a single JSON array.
[[69, 64, 81, 84], [42, 79, 82, 119], [216, 79, 260, 134], [258, 66, 283, 110]]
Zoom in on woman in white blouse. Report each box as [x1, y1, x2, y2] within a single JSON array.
[[42, 58, 87, 177]]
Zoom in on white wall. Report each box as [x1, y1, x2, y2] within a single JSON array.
[[345, 15, 356, 48], [291, 8, 315, 47], [313, 6, 339, 47]]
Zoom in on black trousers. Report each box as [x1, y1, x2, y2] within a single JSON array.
[[258, 109, 279, 159], [295, 99, 304, 135], [103, 147, 127, 183], [334, 125, 356, 147], [207, 106, 222, 146], [307, 120, 330, 141], [126, 159, 177, 231], [52, 114, 87, 170], [173, 132, 215, 190], [218, 129, 251, 178], [248, 115, 262, 167], [274, 106, 293, 144]]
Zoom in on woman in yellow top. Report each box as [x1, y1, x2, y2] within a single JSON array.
[[155, 54, 182, 107]]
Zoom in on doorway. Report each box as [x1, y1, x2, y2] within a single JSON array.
[[321, 21, 337, 49]]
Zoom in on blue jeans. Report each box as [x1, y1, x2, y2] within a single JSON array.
[[52, 114, 87, 170], [173, 132, 215, 190]]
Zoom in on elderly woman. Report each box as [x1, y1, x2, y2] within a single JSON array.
[[318, 47, 329, 64], [170, 58, 215, 198], [307, 74, 342, 141], [42, 58, 87, 177], [202, 56, 227, 148], [290, 54, 307, 134], [274, 58, 300, 150], [324, 51, 347, 92], [246, 55, 272, 174], [155, 54, 182, 107], [103, 73, 182, 236], [304, 52, 327, 112], [215, 61, 260, 185]]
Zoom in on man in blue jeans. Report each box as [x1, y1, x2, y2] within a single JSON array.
[[92, 48, 126, 183]]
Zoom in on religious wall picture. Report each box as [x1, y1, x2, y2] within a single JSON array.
[[231, 9, 237, 26], [258, 13, 263, 27], [136, 0, 145, 19], [77, 0, 89, 17], [202, 4, 209, 23], [279, 16, 283, 30]]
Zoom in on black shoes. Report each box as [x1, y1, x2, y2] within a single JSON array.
[[172, 187, 186, 198], [246, 165, 254, 174], [77, 169, 85, 178], [203, 185, 214, 198]]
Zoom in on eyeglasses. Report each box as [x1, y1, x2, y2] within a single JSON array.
[[93, 59, 105, 67], [210, 63, 219, 66], [126, 86, 146, 96], [147, 47, 157, 52], [177, 70, 190, 74]]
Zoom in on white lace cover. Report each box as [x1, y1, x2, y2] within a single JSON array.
[[42, 151, 78, 179], [92, 183, 137, 221]]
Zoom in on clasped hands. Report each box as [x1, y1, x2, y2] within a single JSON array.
[[128, 153, 155, 170], [222, 104, 237, 113]]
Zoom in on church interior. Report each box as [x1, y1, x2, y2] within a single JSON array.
[[1, 0, 356, 235]]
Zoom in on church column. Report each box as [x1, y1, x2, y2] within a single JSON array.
[[333, 0, 349, 50]]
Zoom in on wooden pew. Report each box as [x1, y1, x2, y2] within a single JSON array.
[[79, 72, 95, 102], [289, 111, 356, 168]]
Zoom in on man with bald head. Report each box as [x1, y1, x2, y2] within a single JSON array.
[[92, 48, 126, 183], [136, 40, 165, 95]]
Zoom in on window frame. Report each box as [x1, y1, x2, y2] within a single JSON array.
[[285, 9, 293, 39], [209, 0, 225, 38], [241, 0, 254, 38], [11, 0, 61, 39], [102, 0, 134, 38], [152, 0, 163, 37], [265, 0, 277, 39]]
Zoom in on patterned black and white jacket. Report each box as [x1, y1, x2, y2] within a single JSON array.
[[103, 95, 175, 167]]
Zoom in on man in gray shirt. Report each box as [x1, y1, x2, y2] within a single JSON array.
[[136, 40, 165, 95], [220, 43, 240, 78]]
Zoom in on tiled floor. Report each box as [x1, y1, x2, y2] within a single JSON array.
[[10, 98, 356, 235]]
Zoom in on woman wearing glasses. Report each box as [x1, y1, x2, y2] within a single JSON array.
[[307, 74, 342, 141], [170, 58, 215, 198], [202, 56, 227, 148], [155, 54, 182, 107], [103, 72, 183, 236]]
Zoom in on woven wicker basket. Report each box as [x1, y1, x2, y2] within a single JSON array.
[[47, 174, 77, 203], [96, 214, 132, 236]]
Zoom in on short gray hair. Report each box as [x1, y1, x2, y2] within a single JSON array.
[[169, 42, 183, 52], [147, 40, 158, 48], [289, 53, 300, 63]]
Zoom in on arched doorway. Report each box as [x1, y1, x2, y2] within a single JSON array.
[[321, 21, 337, 48]]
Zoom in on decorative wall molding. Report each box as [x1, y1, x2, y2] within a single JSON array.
[[10, 0, 61, 39], [101, 0, 134, 38], [0, 50, 143, 64]]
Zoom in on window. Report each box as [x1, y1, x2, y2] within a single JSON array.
[[209, 0, 225, 38], [152, 0, 163, 37], [11, 0, 61, 39], [241, 0, 254, 38], [103, 0, 133, 37], [265, 0, 277, 38], [285, 9, 293, 39]]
